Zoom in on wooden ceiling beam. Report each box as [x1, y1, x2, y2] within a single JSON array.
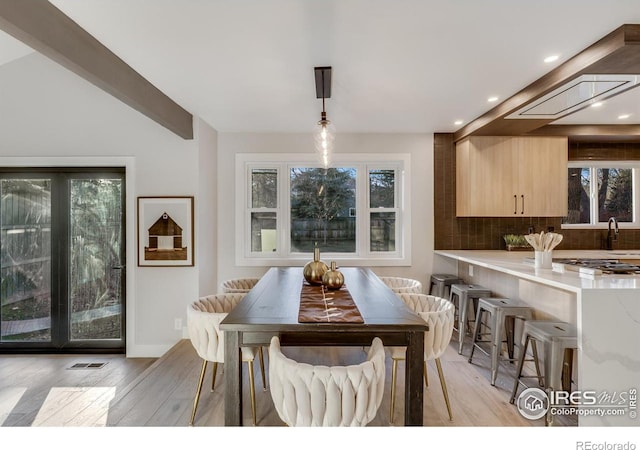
[[527, 124, 640, 142], [453, 24, 640, 142], [0, 0, 193, 139]]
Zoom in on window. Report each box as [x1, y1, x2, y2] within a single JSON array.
[[290, 167, 357, 253], [236, 153, 411, 266], [563, 162, 639, 228], [250, 168, 278, 253]]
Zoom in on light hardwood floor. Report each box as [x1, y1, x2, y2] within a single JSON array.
[[1, 332, 575, 427]]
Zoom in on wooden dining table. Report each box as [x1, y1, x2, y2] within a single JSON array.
[[220, 266, 428, 426]]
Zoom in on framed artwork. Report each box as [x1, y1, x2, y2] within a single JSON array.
[[137, 196, 194, 267]]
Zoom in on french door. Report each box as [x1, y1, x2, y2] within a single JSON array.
[[0, 168, 125, 353]]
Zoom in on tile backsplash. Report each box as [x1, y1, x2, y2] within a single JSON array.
[[434, 134, 640, 250]]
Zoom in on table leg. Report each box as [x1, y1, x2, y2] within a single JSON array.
[[224, 330, 242, 426], [405, 331, 425, 426]]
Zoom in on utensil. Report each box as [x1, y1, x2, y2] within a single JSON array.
[[524, 231, 563, 252], [524, 234, 539, 251], [550, 233, 563, 250]]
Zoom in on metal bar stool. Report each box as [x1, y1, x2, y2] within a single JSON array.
[[509, 320, 577, 404], [449, 284, 492, 355], [468, 297, 534, 386], [429, 274, 462, 299]]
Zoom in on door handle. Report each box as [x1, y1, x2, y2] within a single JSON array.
[[112, 265, 126, 270], [521, 195, 525, 214], [514, 194, 517, 215]]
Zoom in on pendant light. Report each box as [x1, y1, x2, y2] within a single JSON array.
[[314, 66, 335, 168]]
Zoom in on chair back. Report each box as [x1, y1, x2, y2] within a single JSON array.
[[187, 293, 246, 363], [220, 278, 260, 293], [399, 293, 455, 360], [379, 276, 423, 294], [268, 336, 386, 426]]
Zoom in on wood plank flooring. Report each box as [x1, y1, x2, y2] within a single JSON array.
[[0, 353, 154, 426], [1, 333, 572, 428]]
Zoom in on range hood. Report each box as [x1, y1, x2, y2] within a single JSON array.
[[506, 74, 640, 120]]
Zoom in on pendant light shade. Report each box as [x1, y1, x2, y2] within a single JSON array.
[[314, 66, 334, 168]]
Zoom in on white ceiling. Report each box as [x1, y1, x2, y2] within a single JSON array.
[[3, 0, 640, 134]]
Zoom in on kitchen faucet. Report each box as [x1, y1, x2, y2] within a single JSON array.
[[606, 217, 619, 250]]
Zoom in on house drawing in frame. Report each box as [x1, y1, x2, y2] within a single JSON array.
[[137, 196, 194, 267], [145, 212, 187, 261]]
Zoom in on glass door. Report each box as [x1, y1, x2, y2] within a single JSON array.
[[68, 177, 124, 346], [0, 169, 125, 352], [0, 178, 52, 344]]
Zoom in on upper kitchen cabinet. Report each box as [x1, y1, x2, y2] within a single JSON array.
[[456, 136, 568, 217]]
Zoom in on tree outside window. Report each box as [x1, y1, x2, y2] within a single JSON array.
[[290, 168, 356, 253], [565, 166, 634, 225]]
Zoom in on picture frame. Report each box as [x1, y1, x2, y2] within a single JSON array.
[[137, 196, 194, 267]]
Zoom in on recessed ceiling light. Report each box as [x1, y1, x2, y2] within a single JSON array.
[[487, 96, 499, 103], [454, 120, 464, 126], [544, 55, 559, 63], [618, 114, 631, 119], [591, 102, 603, 108]]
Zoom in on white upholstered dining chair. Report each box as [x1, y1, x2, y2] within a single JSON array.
[[268, 336, 386, 426], [379, 276, 423, 294], [389, 293, 455, 423], [187, 293, 266, 426], [220, 277, 260, 293]]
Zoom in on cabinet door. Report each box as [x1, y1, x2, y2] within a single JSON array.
[[477, 137, 519, 216], [456, 139, 474, 216], [456, 137, 518, 216], [517, 137, 568, 216]]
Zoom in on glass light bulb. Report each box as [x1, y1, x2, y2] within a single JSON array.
[[314, 114, 335, 168]]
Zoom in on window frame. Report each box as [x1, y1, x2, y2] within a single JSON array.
[[562, 161, 640, 229], [367, 165, 400, 254], [235, 153, 411, 267]]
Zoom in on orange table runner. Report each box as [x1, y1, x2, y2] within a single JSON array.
[[297, 281, 364, 323]]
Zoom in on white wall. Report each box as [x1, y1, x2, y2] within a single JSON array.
[[0, 52, 445, 357], [196, 118, 218, 296], [217, 132, 436, 289], [0, 53, 208, 357]]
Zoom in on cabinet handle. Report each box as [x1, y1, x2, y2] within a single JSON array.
[[514, 195, 517, 214], [521, 195, 525, 214]]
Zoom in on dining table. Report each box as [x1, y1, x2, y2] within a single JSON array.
[[220, 266, 428, 426]]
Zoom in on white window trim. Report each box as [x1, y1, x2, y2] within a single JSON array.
[[235, 153, 412, 267], [562, 161, 640, 230]]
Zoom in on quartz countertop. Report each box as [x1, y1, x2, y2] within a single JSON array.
[[435, 249, 640, 427], [434, 249, 640, 292]]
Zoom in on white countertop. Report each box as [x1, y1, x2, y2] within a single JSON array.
[[434, 249, 640, 292]]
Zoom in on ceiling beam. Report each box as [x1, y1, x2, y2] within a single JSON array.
[[527, 124, 640, 142], [453, 24, 640, 142], [0, 0, 193, 139]]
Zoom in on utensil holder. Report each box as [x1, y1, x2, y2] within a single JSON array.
[[534, 251, 553, 269]]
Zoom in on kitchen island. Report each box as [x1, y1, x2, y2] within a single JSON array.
[[434, 249, 640, 426]]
